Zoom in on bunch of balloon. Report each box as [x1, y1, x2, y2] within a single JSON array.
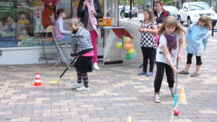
[[115, 37, 136, 61]]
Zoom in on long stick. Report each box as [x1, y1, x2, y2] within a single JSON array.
[[50, 56, 78, 85], [170, 60, 179, 122]]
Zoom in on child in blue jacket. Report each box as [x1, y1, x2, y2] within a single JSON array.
[[179, 15, 212, 77]]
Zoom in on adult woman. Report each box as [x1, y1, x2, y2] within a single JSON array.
[[154, 0, 170, 26], [77, 0, 103, 70]]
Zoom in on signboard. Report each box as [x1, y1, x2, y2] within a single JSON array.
[[0, 0, 16, 47]]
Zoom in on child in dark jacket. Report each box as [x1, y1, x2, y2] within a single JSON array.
[[70, 18, 94, 91]]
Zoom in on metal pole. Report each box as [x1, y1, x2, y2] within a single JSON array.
[[130, 0, 132, 19], [216, 0, 217, 12], [104, 0, 107, 17]]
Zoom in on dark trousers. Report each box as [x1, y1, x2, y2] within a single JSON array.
[[141, 47, 155, 72], [154, 62, 174, 93], [186, 53, 202, 65]]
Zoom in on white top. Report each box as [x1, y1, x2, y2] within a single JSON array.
[[56, 18, 71, 35], [156, 34, 183, 65]]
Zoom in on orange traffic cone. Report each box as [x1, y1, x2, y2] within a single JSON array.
[[178, 86, 187, 104], [34, 72, 42, 86]]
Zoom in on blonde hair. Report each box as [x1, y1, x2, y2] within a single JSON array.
[[69, 18, 84, 32], [196, 15, 212, 30], [144, 8, 155, 22], [157, 16, 186, 36]]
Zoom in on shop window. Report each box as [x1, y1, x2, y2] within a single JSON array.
[[0, 0, 72, 48]]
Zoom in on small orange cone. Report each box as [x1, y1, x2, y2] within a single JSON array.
[[178, 86, 187, 104], [34, 72, 42, 86]]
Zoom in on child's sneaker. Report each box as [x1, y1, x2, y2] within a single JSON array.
[[146, 72, 153, 77], [72, 83, 83, 89], [190, 72, 199, 77], [76, 86, 89, 91], [137, 71, 146, 75], [153, 93, 160, 103], [179, 70, 189, 75], [170, 87, 175, 97]]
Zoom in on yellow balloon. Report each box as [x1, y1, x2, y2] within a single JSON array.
[[128, 48, 135, 55], [116, 42, 122, 48]]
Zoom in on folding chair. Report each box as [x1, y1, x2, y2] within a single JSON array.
[[40, 26, 56, 63], [48, 26, 73, 67]]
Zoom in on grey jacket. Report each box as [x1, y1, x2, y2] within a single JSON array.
[[71, 27, 93, 55]]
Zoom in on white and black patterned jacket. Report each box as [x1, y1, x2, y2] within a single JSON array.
[[71, 27, 93, 55], [140, 21, 157, 48]]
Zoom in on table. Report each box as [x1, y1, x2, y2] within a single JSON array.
[[101, 26, 133, 66]]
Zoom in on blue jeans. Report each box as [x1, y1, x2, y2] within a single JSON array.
[[59, 36, 71, 42]]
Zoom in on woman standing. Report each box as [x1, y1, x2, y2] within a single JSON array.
[[77, 0, 103, 70], [154, 0, 170, 26]]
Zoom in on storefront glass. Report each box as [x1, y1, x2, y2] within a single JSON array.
[[0, 0, 72, 48]]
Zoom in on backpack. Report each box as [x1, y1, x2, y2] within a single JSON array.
[[164, 10, 169, 18]]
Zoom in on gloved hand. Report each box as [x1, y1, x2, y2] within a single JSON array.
[[70, 53, 78, 57]]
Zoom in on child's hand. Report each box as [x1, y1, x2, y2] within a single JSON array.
[[143, 28, 148, 32], [139, 28, 143, 32], [173, 67, 178, 76], [177, 55, 181, 61]]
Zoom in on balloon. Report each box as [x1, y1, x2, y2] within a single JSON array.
[[124, 43, 131, 51], [130, 52, 137, 58], [122, 39, 125, 45], [116, 42, 122, 48], [123, 37, 130, 41], [128, 43, 134, 49], [126, 53, 132, 60], [128, 48, 135, 55], [125, 38, 131, 43]]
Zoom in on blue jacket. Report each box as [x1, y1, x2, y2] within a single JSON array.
[[186, 24, 210, 56]]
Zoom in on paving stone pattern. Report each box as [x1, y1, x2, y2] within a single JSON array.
[[0, 20, 217, 122]]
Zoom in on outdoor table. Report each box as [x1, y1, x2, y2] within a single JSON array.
[[101, 26, 133, 67]]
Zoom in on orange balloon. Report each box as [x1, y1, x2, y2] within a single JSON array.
[[124, 43, 131, 51], [128, 44, 134, 49], [125, 38, 131, 43]]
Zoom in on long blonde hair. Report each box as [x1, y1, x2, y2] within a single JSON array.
[[157, 16, 186, 36], [69, 18, 84, 33], [196, 15, 212, 30]]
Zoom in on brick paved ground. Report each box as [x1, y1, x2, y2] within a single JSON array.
[[0, 20, 217, 122]]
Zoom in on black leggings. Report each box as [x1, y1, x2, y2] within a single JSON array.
[[141, 47, 155, 72], [76, 68, 88, 87], [186, 53, 202, 65], [154, 62, 174, 93]]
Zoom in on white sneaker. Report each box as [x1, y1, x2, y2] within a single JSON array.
[[76, 86, 89, 91], [153, 93, 160, 103], [93, 63, 100, 70], [72, 83, 83, 89]]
